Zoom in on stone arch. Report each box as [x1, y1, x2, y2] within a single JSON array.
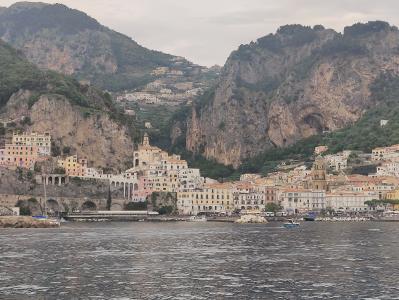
[[81, 200, 97, 211], [111, 203, 123, 211], [46, 198, 60, 213]]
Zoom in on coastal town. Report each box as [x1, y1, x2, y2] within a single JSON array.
[[115, 57, 220, 107], [2, 129, 399, 220]]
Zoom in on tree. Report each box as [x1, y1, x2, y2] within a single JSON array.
[[125, 201, 147, 211], [15, 199, 31, 216], [51, 142, 61, 157], [62, 146, 71, 155], [265, 202, 281, 213], [157, 205, 174, 215], [106, 186, 112, 211]]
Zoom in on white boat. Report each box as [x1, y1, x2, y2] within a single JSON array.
[[188, 216, 207, 222], [283, 219, 300, 228], [235, 214, 267, 224]]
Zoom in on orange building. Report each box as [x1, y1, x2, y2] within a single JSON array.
[[5, 143, 39, 169]]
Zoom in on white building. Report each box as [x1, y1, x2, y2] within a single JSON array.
[[372, 145, 399, 161], [326, 191, 377, 212], [380, 120, 389, 127], [233, 191, 266, 211], [324, 151, 351, 171], [375, 162, 399, 177], [280, 189, 326, 213]]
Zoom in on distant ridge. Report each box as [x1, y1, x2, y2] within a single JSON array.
[[0, 2, 213, 91]]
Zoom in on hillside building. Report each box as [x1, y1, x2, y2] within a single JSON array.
[[12, 132, 51, 156], [58, 155, 88, 177]]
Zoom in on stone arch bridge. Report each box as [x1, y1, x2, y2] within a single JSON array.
[[0, 194, 128, 213]]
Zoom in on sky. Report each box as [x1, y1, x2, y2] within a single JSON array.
[[0, 0, 398, 66]]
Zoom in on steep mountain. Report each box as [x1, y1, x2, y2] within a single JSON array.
[[0, 39, 134, 171], [0, 2, 214, 92], [186, 22, 399, 168]]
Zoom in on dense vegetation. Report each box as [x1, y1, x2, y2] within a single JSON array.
[[0, 39, 89, 108]]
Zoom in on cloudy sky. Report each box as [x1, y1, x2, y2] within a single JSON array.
[[0, 0, 398, 66]]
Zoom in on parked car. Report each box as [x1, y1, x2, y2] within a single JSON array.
[[276, 211, 287, 217]]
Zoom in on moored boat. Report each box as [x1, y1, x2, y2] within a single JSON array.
[[283, 219, 300, 228], [235, 214, 267, 224], [188, 216, 207, 222], [303, 212, 316, 221]]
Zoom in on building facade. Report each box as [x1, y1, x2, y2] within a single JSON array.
[[280, 189, 326, 214], [58, 155, 88, 177], [12, 132, 51, 156]]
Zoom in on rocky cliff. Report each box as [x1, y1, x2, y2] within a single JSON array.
[[0, 39, 134, 171], [5, 92, 133, 170], [0, 2, 213, 91], [186, 22, 399, 168]]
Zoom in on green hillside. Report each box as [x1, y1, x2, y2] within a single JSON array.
[[0, 2, 204, 92], [235, 71, 399, 176], [0, 39, 117, 112]]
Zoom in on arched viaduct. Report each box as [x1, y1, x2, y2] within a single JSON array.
[[0, 194, 128, 213]]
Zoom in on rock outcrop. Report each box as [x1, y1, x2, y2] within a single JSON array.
[[0, 216, 59, 228], [186, 22, 399, 168], [5, 92, 133, 170], [0, 39, 135, 171]]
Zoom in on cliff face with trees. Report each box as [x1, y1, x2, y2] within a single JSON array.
[[185, 22, 399, 168], [0, 39, 135, 171]]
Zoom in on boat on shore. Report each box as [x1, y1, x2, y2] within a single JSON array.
[[316, 216, 370, 222], [33, 215, 61, 226], [378, 211, 399, 222], [187, 216, 207, 222], [235, 214, 267, 224]]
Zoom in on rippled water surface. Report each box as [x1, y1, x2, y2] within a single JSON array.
[[1, 222, 399, 299]]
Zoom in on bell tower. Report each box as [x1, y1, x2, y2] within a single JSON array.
[[311, 156, 328, 191], [143, 132, 150, 146]]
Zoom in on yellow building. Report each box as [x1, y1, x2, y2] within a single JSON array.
[[145, 171, 179, 193], [177, 183, 234, 215], [386, 189, 399, 201], [58, 155, 88, 177], [386, 189, 399, 210]]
